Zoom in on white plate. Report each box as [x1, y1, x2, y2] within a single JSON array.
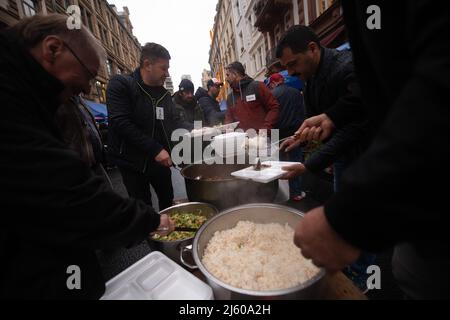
[[231, 161, 301, 184]]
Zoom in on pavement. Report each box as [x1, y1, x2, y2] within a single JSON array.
[[97, 167, 403, 300]]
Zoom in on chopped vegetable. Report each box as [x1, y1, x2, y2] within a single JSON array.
[[152, 211, 208, 242]]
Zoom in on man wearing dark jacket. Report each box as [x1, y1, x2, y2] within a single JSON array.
[[278, 26, 368, 191], [224, 62, 280, 131], [195, 78, 225, 127], [107, 43, 184, 211], [0, 14, 173, 299], [287, 1, 450, 299], [269, 73, 306, 201], [172, 79, 204, 131]]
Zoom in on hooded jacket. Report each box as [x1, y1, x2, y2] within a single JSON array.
[[195, 87, 225, 127], [0, 31, 160, 299], [225, 76, 280, 131]]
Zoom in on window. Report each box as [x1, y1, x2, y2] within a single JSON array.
[[22, 0, 37, 17], [317, 0, 333, 15], [106, 59, 113, 76], [80, 7, 93, 31], [284, 12, 293, 30]]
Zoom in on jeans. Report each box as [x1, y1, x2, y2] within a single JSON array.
[[281, 147, 304, 198]]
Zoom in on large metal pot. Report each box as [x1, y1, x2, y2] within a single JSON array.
[[181, 164, 279, 210], [147, 202, 218, 265], [184, 204, 326, 300]]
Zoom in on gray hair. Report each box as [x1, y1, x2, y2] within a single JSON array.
[[9, 13, 105, 67]]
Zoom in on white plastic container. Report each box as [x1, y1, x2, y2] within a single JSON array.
[[231, 161, 301, 184], [100, 251, 214, 300], [211, 132, 247, 157]]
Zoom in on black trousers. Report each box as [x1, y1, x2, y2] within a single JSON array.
[[392, 242, 450, 300], [119, 166, 174, 211]]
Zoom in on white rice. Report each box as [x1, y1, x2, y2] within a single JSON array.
[[202, 221, 320, 291]]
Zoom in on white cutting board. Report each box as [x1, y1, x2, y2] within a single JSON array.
[[231, 161, 301, 184]]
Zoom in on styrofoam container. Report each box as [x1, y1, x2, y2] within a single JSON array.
[[100, 251, 214, 300], [231, 161, 301, 184], [211, 132, 247, 157]]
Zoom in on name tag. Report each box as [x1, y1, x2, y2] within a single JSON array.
[[246, 94, 256, 102], [156, 107, 165, 120]]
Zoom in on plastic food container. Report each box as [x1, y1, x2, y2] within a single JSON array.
[[211, 132, 247, 157], [100, 251, 214, 300], [231, 161, 301, 183]]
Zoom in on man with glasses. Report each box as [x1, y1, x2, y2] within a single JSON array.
[[0, 14, 174, 299]]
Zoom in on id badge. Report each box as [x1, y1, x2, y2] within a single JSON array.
[[156, 107, 165, 120], [246, 94, 256, 102]]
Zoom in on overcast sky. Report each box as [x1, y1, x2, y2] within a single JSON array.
[[109, 0, 218, 89]]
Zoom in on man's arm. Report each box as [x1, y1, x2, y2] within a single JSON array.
[[1, 107, 163, 250], [106, 75, 163, 159], [324, 1, 450, 252], [304, 121, 369, 173], [258, 82, 280, 130], [323, 62, 365, 130]]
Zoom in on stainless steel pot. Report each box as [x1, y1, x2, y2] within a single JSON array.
[[147, 202, 218, 265], [182, 204, 326, 300], [181, 164, 279, 210]]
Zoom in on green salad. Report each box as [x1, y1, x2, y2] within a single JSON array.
[[153, 212, 207, 242]]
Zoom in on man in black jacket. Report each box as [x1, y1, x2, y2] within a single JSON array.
[[288, 1, 450, 299], [172, 79, 204, 131], [279, 26, 368, 192], [268, 73, 306, 201], [0, 14, 173, 299], [195, 78, 225, 127], [107, 43, 184, 211]]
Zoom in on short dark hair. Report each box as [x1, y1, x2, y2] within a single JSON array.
[[276, 25, 321, 59], [140, 42, 171, 67], [225, 61, 246, 76]]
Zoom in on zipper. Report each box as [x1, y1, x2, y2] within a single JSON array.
[[119, 140, 124, 155]]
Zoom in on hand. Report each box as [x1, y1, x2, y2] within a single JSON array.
[[294, 206, 361, 273], [295, 114, 336, 143], [281, 163, 307, 180], [152, 214, 175, 237], [155, 149, 172, 167], [280, 137, 302, 153]]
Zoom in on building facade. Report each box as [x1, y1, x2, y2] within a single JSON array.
[[0, 0, 142, 103], [210, 0, 347, 85], [201, 69, 212, 89], [209, 0, 238, 101]]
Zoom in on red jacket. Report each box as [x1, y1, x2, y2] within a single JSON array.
[[225, 77, 279, 131]]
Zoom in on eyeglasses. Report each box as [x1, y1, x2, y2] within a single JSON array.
[[63, 41, 96, 83]]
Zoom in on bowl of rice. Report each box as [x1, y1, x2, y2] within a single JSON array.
[[185, 204, 326, 300]]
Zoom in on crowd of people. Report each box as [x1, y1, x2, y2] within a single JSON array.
[[1, 0, 449, 300]]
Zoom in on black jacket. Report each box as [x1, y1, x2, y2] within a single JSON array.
[[195, 87, 225, 127], [325, 0, 450, 252], [172, 91, 204, 130], [303, 47, 368, 173], [271, 83, 305, 139], [106, 69, 184, 175], [0, 32, 160, 299]]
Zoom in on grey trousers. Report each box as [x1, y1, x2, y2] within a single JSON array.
[[392, 242, 450, 300]]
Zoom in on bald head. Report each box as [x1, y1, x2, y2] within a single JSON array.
[[9, 14, 106, 102]]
